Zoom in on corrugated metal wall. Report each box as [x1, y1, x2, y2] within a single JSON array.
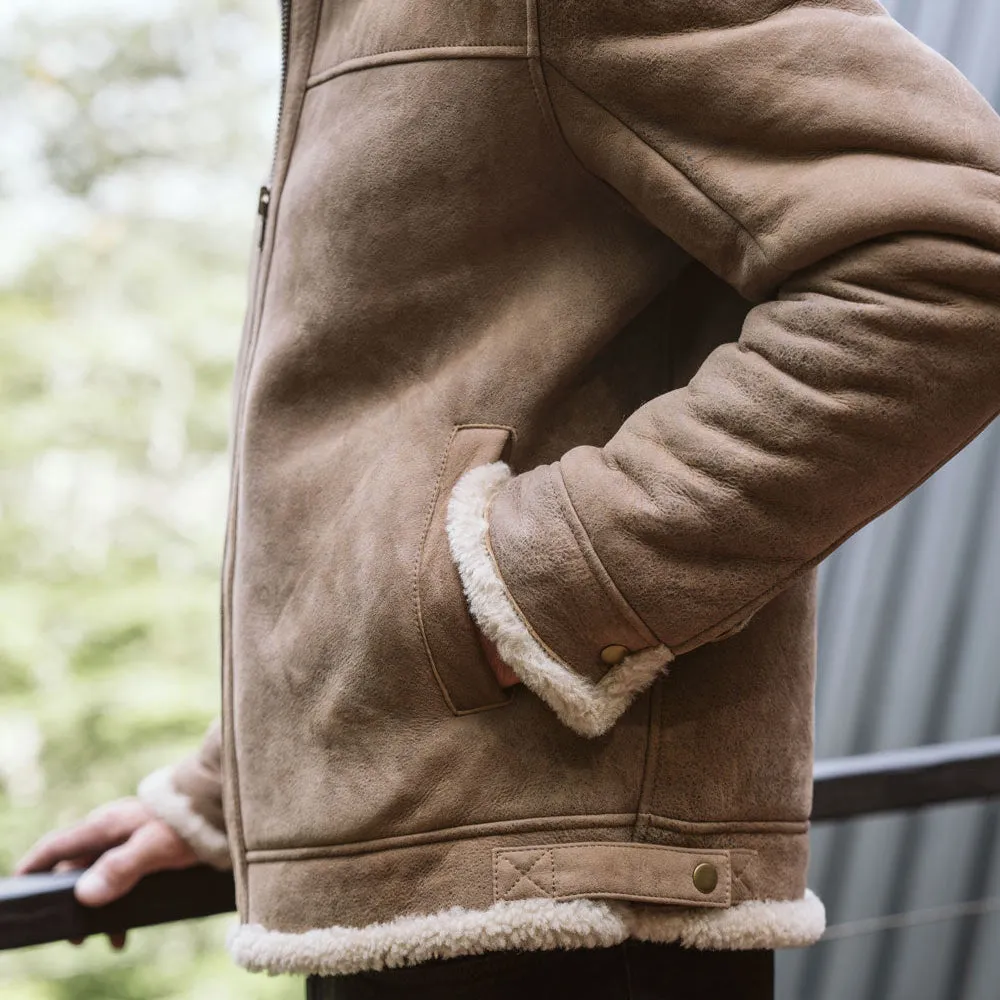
[[778, 4, 1000, 996]]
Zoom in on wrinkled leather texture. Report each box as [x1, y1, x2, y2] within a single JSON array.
[[174, 0, 999, 933], [488, 0, 1000, 665]]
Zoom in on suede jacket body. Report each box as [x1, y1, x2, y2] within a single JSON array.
[[138, 0, 1000, 977]]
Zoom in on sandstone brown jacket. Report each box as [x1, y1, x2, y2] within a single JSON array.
[[137, 0, 1000, 977]]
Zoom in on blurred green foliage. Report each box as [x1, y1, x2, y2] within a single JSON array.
[[0, 0, 297, 995]]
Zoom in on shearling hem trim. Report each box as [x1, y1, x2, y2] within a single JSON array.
[[137, 765, 232, 870], [227, 892, 825, 976], [445, 460, 674, 738], [626, 889, 826, 951]]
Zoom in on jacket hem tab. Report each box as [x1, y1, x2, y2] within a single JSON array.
[[493, 842, 736, 907]]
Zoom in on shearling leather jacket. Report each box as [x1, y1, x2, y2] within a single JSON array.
[[137, 0, 1000, 977]]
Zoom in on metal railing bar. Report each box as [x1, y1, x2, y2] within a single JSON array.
[[1, 735, 998, 951], [821, 893, 1000, 941], [0, 866, 235, 952], [811, 733, 1000, 821]]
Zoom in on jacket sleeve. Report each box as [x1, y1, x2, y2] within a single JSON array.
[[446, 0, 1000, 737], [137, 719, 231, 869]]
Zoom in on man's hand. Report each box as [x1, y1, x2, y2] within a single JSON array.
[[14, 797, 198, 949], [474, 625, 521, 688]]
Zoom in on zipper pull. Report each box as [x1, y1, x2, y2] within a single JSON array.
[[256, 185, 271, 248]]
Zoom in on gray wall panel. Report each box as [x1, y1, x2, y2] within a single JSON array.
[[778, 3, 1000, 996]]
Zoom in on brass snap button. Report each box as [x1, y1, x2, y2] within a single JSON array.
[[599, 644, 629, 666], [692, 862, 718, 894]]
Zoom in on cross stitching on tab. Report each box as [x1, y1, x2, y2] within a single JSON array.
[[494, 848, 556, 900]]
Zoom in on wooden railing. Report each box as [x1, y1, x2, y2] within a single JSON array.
[[3, 734, 1000, 953]]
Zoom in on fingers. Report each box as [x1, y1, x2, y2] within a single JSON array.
[[54, 857, 98, 873], [475, 629, 522, 689], [53, 857, 125, 948], [15, 800, 172, 953], [67, 931, 128, 949], [52, 858, 92, 946], [490, 654, 522, 689], [16, 830, 105, 876], [74, 819, 192, 908], [14, 798, 149, 876]]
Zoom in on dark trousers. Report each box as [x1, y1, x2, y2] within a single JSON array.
[[305, 941, 774, 999]]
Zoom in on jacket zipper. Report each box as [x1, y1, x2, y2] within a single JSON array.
[[256, 185, 271, 249], [223, 0, 297, 915], [257, 0, 291, 248]]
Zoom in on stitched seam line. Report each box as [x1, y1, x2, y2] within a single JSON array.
[[250, 817, 638, 862], [496, 844, 736, 904], [633, 681, 664, 843], [731, 850, 757, 898], [541, 61, 786, 282], [643, 814, 809, 835], [535, 0, 784, 266], [523, 0, 640, 213], [528, 0, 591, 177], [551, 463, 661, 647], [541, 58, 1000, 249], [414, 424, 461, 714], [416, 425, 518, 715], [245, 816, 804, 862], [482, 492, 585, 675], [537, 842, 729, 856], [486, 478, 673, 687], [225, 0, 324, 917], [525, 0, 538, 58], [499, 852, 554, 898], [306, 45, 526, 88], [521, 890, 726, 904], [496, 882, 728, 905]]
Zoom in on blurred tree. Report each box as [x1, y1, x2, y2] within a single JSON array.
[[0, 0, 297, 996]]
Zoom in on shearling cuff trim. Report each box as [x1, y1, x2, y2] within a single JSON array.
[[227, 892, 825, 976], [446, 461, 673, 738], [137, 765, 232, 870]]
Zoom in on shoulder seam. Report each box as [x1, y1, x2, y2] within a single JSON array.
[[525, 0, 646, 219], [542, 56, 785, 282]]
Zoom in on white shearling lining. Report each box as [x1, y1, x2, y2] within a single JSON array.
[[626, 890, 827, 951], [229, 898, 622, 976], [445, 460, 674, 738], [227, 893, 826, 976], [137, 765, 232, 870]]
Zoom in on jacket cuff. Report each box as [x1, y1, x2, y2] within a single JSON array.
[[137, 765, 232, 870], [446, 461, 673, 738]]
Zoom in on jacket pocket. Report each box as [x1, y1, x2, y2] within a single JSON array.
[[417, 423, 516, 714]]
